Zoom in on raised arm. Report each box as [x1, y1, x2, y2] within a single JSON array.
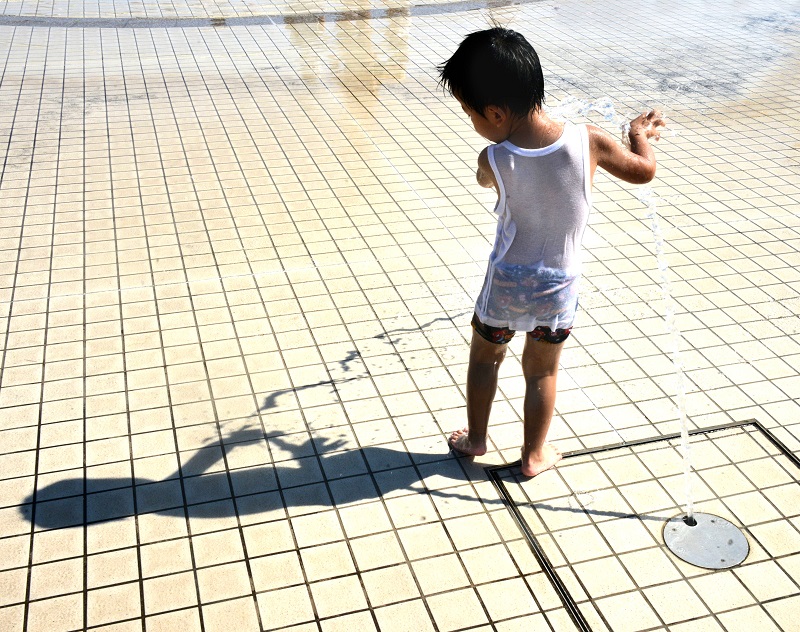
[[477, 147, 498, 189], [588, 110, 665, 185]]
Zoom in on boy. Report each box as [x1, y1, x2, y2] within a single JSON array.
[[439, 27, 664, 476]]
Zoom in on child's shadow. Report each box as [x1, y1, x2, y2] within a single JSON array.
[[21, 425, 494, 530], [23, 312, 484, 530]]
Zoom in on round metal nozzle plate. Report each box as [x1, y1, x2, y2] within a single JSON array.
[[663, 512, 749, 569]]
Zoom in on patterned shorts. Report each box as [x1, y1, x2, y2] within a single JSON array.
[[471, 313, 572, 345]]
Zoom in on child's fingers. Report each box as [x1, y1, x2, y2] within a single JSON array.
[[633, 110, 661, 125], [629, 110, 667, 141], [642, 110, 667, 131]]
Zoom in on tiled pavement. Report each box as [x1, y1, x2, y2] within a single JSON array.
[[1, 0, 799, 630]]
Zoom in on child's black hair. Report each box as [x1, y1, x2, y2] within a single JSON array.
[[438, 27, 545, 118]]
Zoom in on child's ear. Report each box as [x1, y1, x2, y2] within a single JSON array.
[[485, 105, 509, 127]]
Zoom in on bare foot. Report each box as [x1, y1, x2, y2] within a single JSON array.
[[448, 428, 487, 456], [520, 443, 562, 477]]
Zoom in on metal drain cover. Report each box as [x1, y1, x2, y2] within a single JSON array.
[[664, 512, 749, 569]]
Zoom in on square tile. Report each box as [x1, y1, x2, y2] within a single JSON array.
[[459, 544, 519, 584], [28, 558, 84, 600], [411, 554, 470, 595], [350, 532, 406, 571], [242, 520, 296, 557], [735, 560, 797, 602], [594, 591, 661, 632], [202, 597, 260, 632], [250, 552, 305, 592], [0, 568, 28, 607], [87, 583, 142, 627], [291, 511, 344, 548], [427, 588, 489, 632], [300, 541, 356, 582], [140, 538, 193, 578], [374, 599, 435, 632], [643, 581, 711, 624], [25, 594, 84, 632], [477, 578, 538, 621], [192, 529, 245, 567], [309, 575, 369, 618], [689, 572, 756, 612], [143, 571, 198, 615], [197, 561, 253, 602], [398, 523, 454, 560], [257, 585, 315, 631], [361, 563, 420, 607], [87, 548, 140, 588]]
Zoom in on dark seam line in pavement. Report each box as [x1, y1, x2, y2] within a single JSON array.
[[0, 0, 544, 27]]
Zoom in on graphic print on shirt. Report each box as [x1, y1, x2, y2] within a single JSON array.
[[483, 262, 579, 324]]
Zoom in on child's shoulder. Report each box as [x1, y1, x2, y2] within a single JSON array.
[[586, 123, 616, 152]]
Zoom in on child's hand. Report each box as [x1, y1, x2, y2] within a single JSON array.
[[629, 110, 666, 142], [477, 165, 495, 188], [477, 147, 498, 190]]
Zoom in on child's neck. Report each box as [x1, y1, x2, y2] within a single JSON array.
[[505, 110, 563, 150]]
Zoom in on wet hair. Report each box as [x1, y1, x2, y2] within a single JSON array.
[[438, 27, 545, 118]]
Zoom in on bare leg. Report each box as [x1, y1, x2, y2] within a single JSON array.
[[520, 334, 564, 476], [449, 331, 507, 456]]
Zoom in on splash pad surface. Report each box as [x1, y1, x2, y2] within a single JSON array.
[[2, 0, 800, 630]]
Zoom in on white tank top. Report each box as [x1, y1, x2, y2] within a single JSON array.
[[475, 122, 592, 331]]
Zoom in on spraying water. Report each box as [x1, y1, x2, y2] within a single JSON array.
[[549, 95, 694, 521], [547, 95, 678, 144], [546, 96, 632, 144], [638, 187, 695, 524], [548, 96, 752, 567]]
